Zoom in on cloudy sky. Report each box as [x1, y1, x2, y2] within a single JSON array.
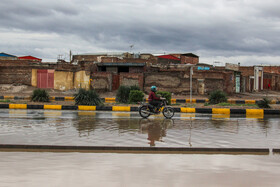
[[0, 0, 280, 65]]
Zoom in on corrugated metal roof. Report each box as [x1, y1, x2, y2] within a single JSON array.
[[157, 55, 180, 61], [0, 52, 17, 57], [18, 55, 42, 61]]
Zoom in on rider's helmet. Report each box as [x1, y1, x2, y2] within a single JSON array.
[[151, 86, 157, 92]]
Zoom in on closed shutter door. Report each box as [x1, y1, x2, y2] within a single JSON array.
[[37, 69, 54, 89]]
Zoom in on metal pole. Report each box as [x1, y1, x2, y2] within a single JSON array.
[[190, 66, 193, 104]]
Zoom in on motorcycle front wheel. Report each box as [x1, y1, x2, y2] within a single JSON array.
[[139, 106, 151, 118], [162, 107, 175, 119]]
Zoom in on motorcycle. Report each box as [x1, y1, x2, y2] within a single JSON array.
[[138, 98, 175, 119]]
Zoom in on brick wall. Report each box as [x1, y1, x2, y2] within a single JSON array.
[[90, 72, 112, 91], [0, 60, 79, 88], [72, 55, 99, 62], [181, 56, 199, 64], [0, 66, 32, 85], [263, 66, 280, 74], [144, 71, 198, 95], [240, 66, 280, 75], [239, 67, 254, 76], [119, 73, 144, 90], [157, 58, 180, 65], [129, 67, 144, 73], [101, 57, 147, 63], [0, 60, 34, 85], [144, 69, 235, 95]]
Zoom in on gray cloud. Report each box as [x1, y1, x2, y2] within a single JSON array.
[[0, 0, 280, 65]]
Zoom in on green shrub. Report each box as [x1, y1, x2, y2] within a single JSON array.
[[0, 100, 11, 103], [209, 90, 227, 104], [31, 89, 50, 102], [74, 88, 102, 106], [129, 85, 140, 91], [257, 98, 271, 108], [157, 91, 172, 105], [116, 86, 130, 103], [116, 85, 140, 103], [128, 90, 144, 103]]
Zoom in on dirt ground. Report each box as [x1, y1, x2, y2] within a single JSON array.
[[1, 84, 280, 100], [1, 84, 280, 109]]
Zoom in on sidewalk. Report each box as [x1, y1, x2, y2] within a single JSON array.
[[1, 84, 279, 101]]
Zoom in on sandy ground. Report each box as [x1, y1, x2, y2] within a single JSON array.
[[1, 84, 280, 109]]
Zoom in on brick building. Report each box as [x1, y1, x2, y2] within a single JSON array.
[[145, 63, 236, 95], [238, 66, 280, 92], [0, 52, 265, 95], [170, 53, 199, 64]]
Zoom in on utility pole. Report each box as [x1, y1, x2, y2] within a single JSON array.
[[190, 66, 193, 104]]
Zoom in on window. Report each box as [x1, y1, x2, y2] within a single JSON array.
[[118, 66, 129, 73], [98, 66, 106, 72]]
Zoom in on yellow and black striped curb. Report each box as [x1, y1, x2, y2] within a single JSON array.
[[1, 103, 280, 116], [0, 144, 271, 155], [0, 96, 75, 101], [180, 108, 280, 116], [0, 104, 135, 111], [1, 96, 279, 104]]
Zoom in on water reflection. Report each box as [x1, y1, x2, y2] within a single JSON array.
[[73, 113, 97, 137], [139, 119, 173, 146], [257, 119, 271, 135], [114, 118, 140, 131]]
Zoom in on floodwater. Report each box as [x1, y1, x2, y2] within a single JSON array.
[[0, 109, 280, 148], [0, 109, 280, 186]]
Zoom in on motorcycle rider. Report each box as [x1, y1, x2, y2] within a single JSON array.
[[148, 86, 162, 113]]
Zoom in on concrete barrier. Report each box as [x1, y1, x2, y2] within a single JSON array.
[[78, 106, 96, 111], [212, 108, 230, 114], [43, 105, 62, 110], [9, 104, 27, 109], [1, 104, 280, 116], [112, 106, 130, 111], [0, 144, 270, 155], [181, 108, 195, 113]]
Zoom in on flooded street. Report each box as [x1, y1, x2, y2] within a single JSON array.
[[0, 109, 280, 148], [0, 109, 280, 186]]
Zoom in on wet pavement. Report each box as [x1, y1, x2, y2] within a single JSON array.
[[0, 109, 280, 148], [0, 152, 280, 187], [0, 109, 280, 186]]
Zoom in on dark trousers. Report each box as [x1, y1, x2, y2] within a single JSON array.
[[149, 100, 162, 109]]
